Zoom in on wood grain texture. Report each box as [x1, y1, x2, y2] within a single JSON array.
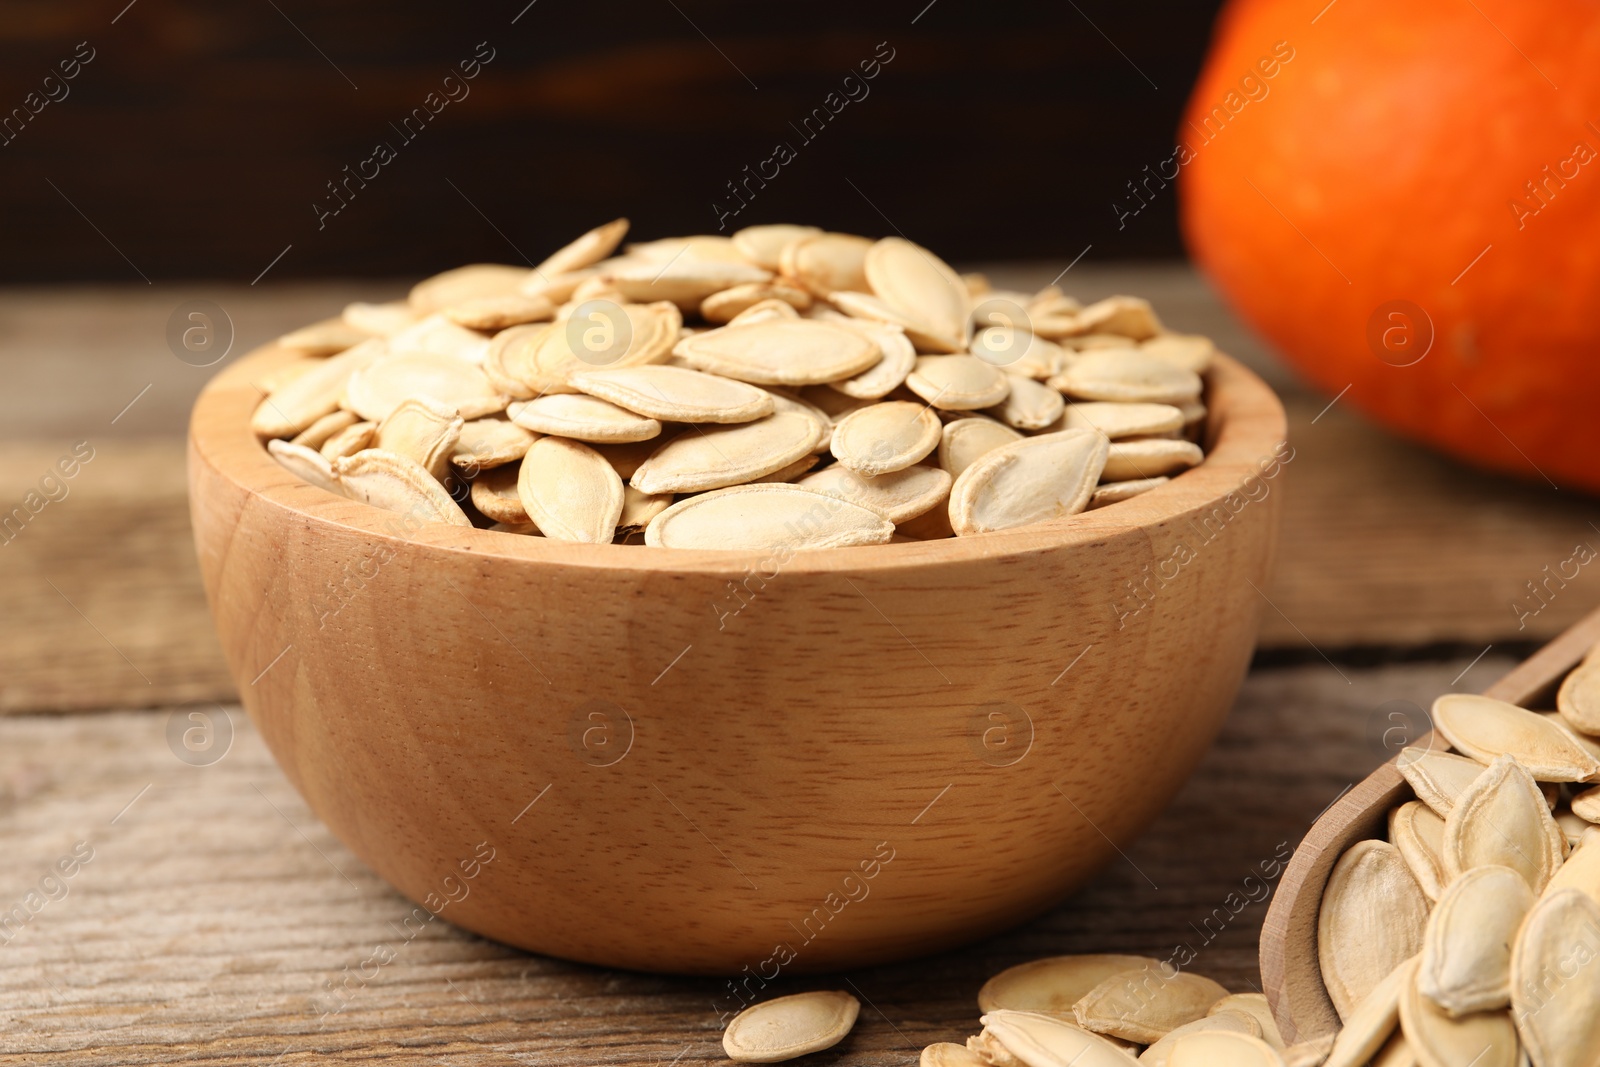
[[0, 654, 1512, 1065], [1259, 603, 1600, 1045], [186, 340, 1285, 973]]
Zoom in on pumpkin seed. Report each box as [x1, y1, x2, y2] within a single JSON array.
[[1440, 755, 1566, 892], [515, 301, 682, 392], [763, 389, 835, 450], [1418, 865, 1535, 1016], [829, 322, 917, 399], [617, 485, 672, 532], [949, 429, 1109, 536], [631, 412, 824, 494], [374, 397, 464, 482], [570, 364, 774, 424], [319, 420, 376, 460], [1542, 826, 1600, 907], [516, 436, 624, 544], [331, 448, 471, 527], [1509, 888, 1600, 1067], [939, 416, 1024, 479], [1557, 662, 1600, 737], [1397, 747, 1487, 818], [385, 313, 492, 363], [645, 483, 894, 550], [677, 320, 881, 385], [923, 1043, 989, 1067], [290, 408, 360, 451], [831, 401, 942, 476], [267, 439, 339, 495], [278, 319, 369, 356], [990, 376, 1067, 431], [861, 236, 970, 352], [1141, 334, 1215, 374], [343, 300, 417, 337], [830, 289, 963, 354], [1089, 476, 1169, 510], [1389, 800, 1449, 901], [1368, 1031, 1415, 1067], [508, 393, 662, 443], [733, 223, 822, 270], [1075, 295, 1163, 341], [754, 454, 822, 484], [797, 464, 952, 524], [977, 955, 1163, 1016], [1318, 840, 1431, 1020], [967, 1029, 1026, 1067], [450, 417, 536, 471], [1102, 439, 1204, 482], [610, 259, 771, 309], [1165, 1031, 1284, 1067], [780, 232, 872, 297], [971, 327, 1069, 379], [1324, 956, 1411, 1067], [907, 355, 1012, 411], [1072, 965, 1228, 1043], [470, 465, 531, 525], [1207, 993, 1283, 1049], [534, 217, 629, 276], [1432, 694, 1600, 782], [1054, 350, 1202, 405], [1396, 958, 1518, 1067], [443, 292, 555, 331], [981, 1009, 1148, 1067], [251, 339, 384, 437], [728, 298, 803, 326], [409, 263, 530, 314], [722, 990, 859, 1063], [1554, 809, 1592, 847], [701, 282, 813, 323], [344, 352, 508, 423], [1140, 1012, 1262, 1066]]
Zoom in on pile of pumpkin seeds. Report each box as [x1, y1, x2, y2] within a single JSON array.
[[1312, 650, 1600, 1067], [257, 220, 1213, 549]]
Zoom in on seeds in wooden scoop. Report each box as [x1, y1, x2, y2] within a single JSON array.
[[990, 376, 1066, 431], [331, 449, 471, 527], [921, 1042, 988, 1067], [645, 484, 893, 550], [508, 393, 662, 443], [1396, 747, 1486, 817], [863, 236, 971, 352], [1140, 1013, 1263, 1067], [939, 416, 1023, 479], [516, 436, 624, 544], [1059, 402, 1185, 439], [1416, 864, 1533, 1017], [252, 340, 383, 437], [256, 222, 1217, 542], [831, 401, 942, 476], [907, 355, 1012, 411], [570, 365, 774, 424], [981, 1010, 1144, 1067], [1102, 440, 1204, 482], [722, 990, 859, 1063], [344, 352, 507, 423], [949, 429, 1109, 536], [268, 439, 339, 495], [1318, 840, 1430, 1021], [1055, 350, 1202, 405], [976, 954, 1162, 1016], [1165, 1030, 1284, 1067], [1323, 956, 1410, 1067], [798, 464, 951, 524], [469, 465, 531, 525], [677, 320, 881, 385], [1440, 755, 1565, 891], [1431, 693, 1600, 781], [1557, 660, 1600, 736], [1389, 801, 1448, 901], [1072, 966, 1227, 1044], [1396, 957, 1518, 1067], [451, 417, 536, 471], [1510, 888, 1600, 1067], [631, 412, 823, 494], [534, 217, 629, 276]]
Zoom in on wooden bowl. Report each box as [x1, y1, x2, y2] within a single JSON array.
[[188, 340, 1287, 975], [1261, 605, 1600, 1044]]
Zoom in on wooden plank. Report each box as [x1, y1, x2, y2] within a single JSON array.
[[0, 655, 1513, 1064], [4, 270, 1600, 714]]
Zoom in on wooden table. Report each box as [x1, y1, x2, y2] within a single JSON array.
[[2, 266, 1597, 1063]]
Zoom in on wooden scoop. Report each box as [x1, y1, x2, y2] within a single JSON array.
[[1259, 605, 1600, 1045]]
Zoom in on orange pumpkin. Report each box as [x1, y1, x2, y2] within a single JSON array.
[[1179, 0, 1600, 491]]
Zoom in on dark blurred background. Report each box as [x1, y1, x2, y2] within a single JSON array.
[[2, 0, 1226, 282]]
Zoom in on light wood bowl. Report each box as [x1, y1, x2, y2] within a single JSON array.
[[1261, 605, 1600, 1044], [188, 339, 1287, 975]]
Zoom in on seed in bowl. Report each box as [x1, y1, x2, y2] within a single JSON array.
[[261, 219, 1218, 547]]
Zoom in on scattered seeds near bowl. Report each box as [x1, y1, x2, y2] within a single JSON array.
[[250, 219, 1219, 544], [722, 990, 859, 1063]]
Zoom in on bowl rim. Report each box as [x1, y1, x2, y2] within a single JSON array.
[[190, 340, 1289, 576]]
